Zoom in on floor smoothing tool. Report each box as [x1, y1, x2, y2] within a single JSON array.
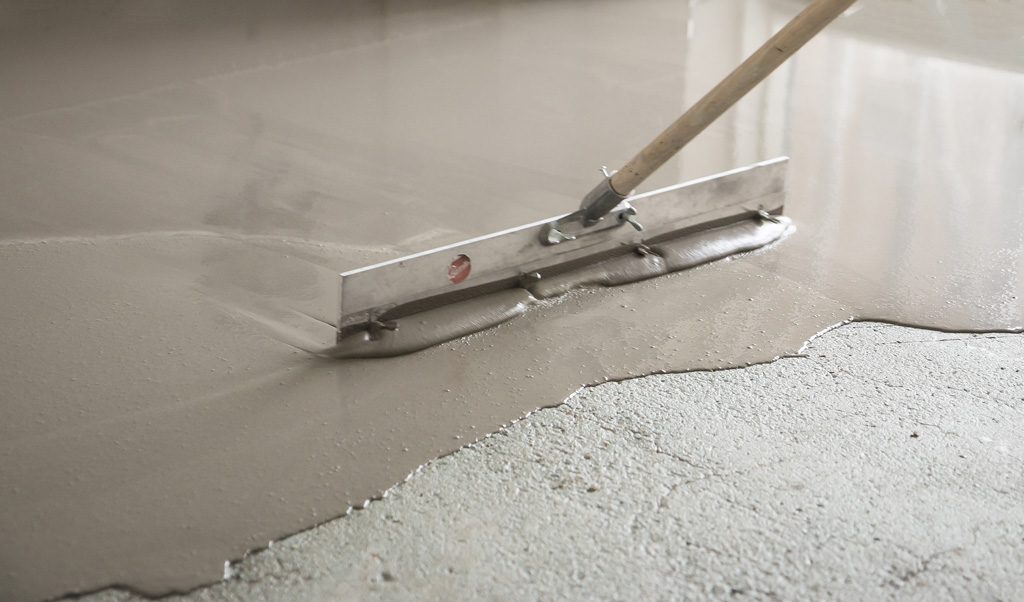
[[331, 0, 856, 358]]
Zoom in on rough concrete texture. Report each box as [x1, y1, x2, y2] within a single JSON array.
[[80, 322, 1024, 601]]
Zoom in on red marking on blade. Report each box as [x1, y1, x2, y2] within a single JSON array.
[[448, 254, 471, 284]]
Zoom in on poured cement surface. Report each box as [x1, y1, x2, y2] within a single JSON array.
[[1, 0, 1023, 600], [73, 323, 1024, 601]]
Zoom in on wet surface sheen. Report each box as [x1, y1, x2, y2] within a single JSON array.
[[0, 1, 1022, 600]]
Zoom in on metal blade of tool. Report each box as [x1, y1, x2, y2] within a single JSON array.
[[338, 157, 788, 341]]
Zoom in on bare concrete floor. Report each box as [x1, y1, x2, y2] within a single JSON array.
[[76, 321, 1024, 601]]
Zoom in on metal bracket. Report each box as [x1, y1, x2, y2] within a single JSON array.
[[539, 200, 644, 245], [540, 167, 640, 245], [753, 206, 781, 223], [742, 205, 781, 224]]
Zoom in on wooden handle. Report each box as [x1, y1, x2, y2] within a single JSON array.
[[609, 0, 856, 195]]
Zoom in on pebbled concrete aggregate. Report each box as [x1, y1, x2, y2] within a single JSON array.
[[78, 322, 1024, 601]]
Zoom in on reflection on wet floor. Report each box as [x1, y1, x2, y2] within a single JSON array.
[[0, 1, 1022, 600]]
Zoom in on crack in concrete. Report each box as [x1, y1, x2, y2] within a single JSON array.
[[880, 334, 1020, 346], [885, 546, 965, 589]]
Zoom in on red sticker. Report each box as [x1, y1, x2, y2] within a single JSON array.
[[448, 254, 471, 284]]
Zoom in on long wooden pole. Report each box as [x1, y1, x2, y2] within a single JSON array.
[[610, 0, 855, 194]]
